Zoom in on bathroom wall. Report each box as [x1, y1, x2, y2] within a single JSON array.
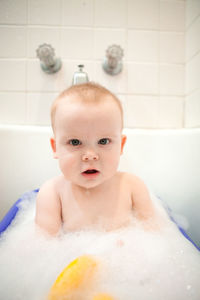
[[185, 0, 200, 127], [0, 0, 186, 129]]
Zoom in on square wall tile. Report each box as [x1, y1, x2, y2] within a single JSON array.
[[185, 89, 200, 127], [62, 0, 94, 27], [27, 60, 64, 92], [29, 0, 61, 25], [0, 60, 26, 91], [128, 63, 159, 94], [94, 61, 127, 94], [160, 1, 185, 32], [61, 28, 93, 59], [160, 64, 184, 96], [185, 52, 200, 94], [27, 93, 57, 125], [160, 32, 185, 64], [28, 27, 61, 58], [94, 0, 127, 28], [186, 0, 200, 28], [0, 0, 27, 24], [128, 0, 159, 30], [158, 96, 183, 128], [127, 30, 159, 62], [0, 27, 27, 58], [118, 95, 130, 129], [94, 29, 126, 60], [186, 16, 200, 61], [0, 93, 26, 124], [126, 95, 159, 128]]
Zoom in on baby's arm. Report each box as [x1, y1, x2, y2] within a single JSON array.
[[35, 178, 62, 236], [129, 174, 163, 229]]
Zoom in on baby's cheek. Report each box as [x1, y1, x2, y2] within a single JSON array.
[[59, 153, 78, 176], [107, 150, 121, 168]]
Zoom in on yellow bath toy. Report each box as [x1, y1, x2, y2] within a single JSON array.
[[48, 255, 98, 300], [48, 255, 115, 300], [92, 293, 114, 300]]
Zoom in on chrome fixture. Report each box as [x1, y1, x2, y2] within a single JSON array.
[[36, 43, 62, 74], [72, 64, 89, 85], [103, 44, 124, 75]]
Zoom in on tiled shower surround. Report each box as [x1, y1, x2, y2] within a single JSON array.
[[0, 0, 199, 128]]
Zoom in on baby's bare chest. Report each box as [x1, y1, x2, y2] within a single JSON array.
[[60, 183, 133, 231]]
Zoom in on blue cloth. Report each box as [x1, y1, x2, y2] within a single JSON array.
[[0, 189, 39, 236], [167, 208, 200, 251], [0, 189, 199, 252]]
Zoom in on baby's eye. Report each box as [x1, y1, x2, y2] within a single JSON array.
[[69, 139, 81, 146], [98, 138, 110, 145]]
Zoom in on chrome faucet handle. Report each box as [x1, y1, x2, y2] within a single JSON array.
[[106, 44, 124, 61], [103, 44, 124, 75], [36, 43, 62, 74]]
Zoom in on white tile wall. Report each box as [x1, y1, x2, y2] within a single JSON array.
[[185, 52, 200, 94], [160, 32, 185, 64], [28, 27, 61, 58], [185, 90, 200, 127], [158, 96, 184, 128], [95, 0, 127, 28], [0, 60, 26, 91], [62, 0, 94, 27], [94, 62, 127, 94], [128, 63, 159, 95], [28, 0, 61, 25], [186, 0, 200, 28], [94, 29, 126, 60], [128, 0, 159, 30], [160, 64, 184, 96], [126, 95, 159, 128], [27, 92, 57, 125], [0, 27, 27, 58], [0, 0, 190, 129], [127, 30, 159, 62], [61, 28, 93, 59], [0, 93, 27, 124], [160, 1, 185, 31], [185, 0, 200, 127], [186, 15, 200, 61], [0, 0, 27, 25]]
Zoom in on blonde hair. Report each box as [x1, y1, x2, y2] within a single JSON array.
[[51, 82, 123, 131]]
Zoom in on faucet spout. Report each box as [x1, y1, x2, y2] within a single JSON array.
[[72, 65, 89, 85]]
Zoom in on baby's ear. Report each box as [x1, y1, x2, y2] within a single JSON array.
[[120, 134, 127, 155], [50, 137, 58, 159]]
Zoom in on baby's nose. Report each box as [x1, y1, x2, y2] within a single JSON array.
[[82, 151, 99, 161]]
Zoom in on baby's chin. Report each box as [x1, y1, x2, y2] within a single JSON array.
[[76, 181, 102, 190], [76, 174, 117, 191]]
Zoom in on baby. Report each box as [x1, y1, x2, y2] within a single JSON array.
[[35, 82, 161, 235]]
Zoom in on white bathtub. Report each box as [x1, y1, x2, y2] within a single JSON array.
[[0, 124, 200, 246]]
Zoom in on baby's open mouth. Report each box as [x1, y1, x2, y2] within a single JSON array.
[[82, 169, 100, 178], [83, 169, 99, 174]]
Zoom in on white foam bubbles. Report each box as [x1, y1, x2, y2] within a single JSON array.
[[0, 193, 200, 300]]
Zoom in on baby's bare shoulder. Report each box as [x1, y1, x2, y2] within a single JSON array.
[[40, 175, 64, 189], [36, 176, 64, 201], [119, 171, 145, 187]]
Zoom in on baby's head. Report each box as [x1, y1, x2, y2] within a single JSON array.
[[50, 82, 126, 189], [51, 82, 124, 133]]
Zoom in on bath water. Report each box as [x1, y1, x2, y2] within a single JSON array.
[[0, 193, 200, 300]]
